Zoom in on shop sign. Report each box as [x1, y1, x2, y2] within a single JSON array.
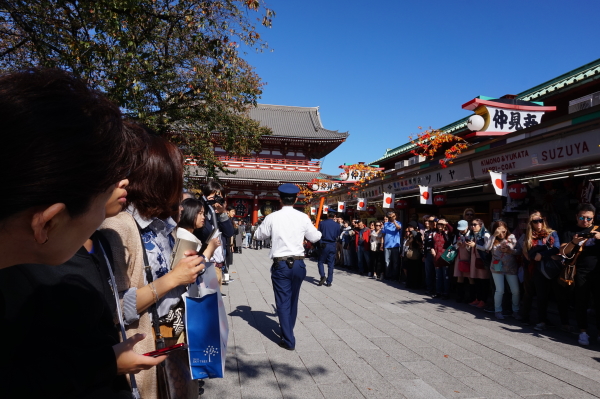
[[486, 106, 545, 133], [358, 184, 383, 199], [310, 180, 342, 192], [386, 162, 472, 194], [473, 128, 600, 179]]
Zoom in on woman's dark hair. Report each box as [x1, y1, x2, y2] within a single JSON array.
[[127, 126, 184, 219], [0, 68, 132, 221], [178, 198, 204, 230]]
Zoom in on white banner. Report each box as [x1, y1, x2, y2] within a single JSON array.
[[489, 171, 507, 196], [419, 186, 432, 205], [338, 201, 346, 213], [356, 198, 367, 211], [382, 192, 395, 208], [310, 207, 316, 215]]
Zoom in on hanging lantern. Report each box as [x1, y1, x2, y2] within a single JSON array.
[[395, 199, 409, 209], [347, 208, 355, 216], [508, 183, 527, 200], [433, 194, 447, 206], [366, 205, 376, 215]]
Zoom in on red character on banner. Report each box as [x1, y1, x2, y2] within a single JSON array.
[[433, 194, 446, 206], [508, 183, 527, 200]]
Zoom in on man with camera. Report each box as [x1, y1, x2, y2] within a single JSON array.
[[559, 203, 600, 346], [254, 184, 321, 350], [194, 181, 235, 289]]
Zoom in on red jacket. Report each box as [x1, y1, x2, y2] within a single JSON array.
[[355, 228, 371, 250]]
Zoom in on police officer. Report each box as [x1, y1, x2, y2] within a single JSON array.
[[254, 184, 321, 350], [317, 211, 341, 287]]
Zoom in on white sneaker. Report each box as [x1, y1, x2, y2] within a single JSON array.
[[579, 332, 590, 346], [495, 312, 505, 320]]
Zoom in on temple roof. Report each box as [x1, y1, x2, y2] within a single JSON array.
[[187, 166, 330, 183], [249, 104, 349, 140]]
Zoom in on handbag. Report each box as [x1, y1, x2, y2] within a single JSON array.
[[138, 228, 198, 399], [440, 245, 457, 263], [185, 263, 229, 379], [458, 259, 470, 273], [540, 255, 562, 280], [492, 259, 503, 272], [405, 238, 421, 260]]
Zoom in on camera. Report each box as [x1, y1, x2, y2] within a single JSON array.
[[207, 194, 225, 206]]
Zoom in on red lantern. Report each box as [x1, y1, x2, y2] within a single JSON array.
[[433, 194, 447, 206], [366, 205, 376, 215], [395, 199, 409, 209], [347, 208, 355, 216], [508, 183, 527, 200]]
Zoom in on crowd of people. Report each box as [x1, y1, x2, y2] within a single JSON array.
[[310, 205, 600, 347], [0, 68, 238, 398]]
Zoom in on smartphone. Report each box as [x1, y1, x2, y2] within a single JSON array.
[[579, 232, 596, 239], [143, 343, 187, 357]]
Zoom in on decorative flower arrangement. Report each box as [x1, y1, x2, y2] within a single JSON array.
[[409, 127, 469, 168], [296, 184, 314, 201]]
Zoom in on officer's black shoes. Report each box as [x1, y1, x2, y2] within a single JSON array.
[[278, 341, 294, 350], [325, 283, 332, 287], [318, 276, 326, 286]]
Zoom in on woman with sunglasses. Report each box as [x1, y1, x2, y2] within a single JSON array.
[[487, 221, 520, 320], [519, 211, 560, 331]]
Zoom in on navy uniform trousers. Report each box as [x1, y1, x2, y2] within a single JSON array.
[[318, 242, 336, 284], [271, 259, 306, 349]]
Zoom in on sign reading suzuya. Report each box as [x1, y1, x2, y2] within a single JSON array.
[[462, 97, 556, 135], [472, 128, 600, 179]]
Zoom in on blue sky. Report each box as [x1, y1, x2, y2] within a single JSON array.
[[243, 0, 600, 176]]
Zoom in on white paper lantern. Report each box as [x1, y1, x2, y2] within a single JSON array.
[[467, 114, 485, 131]]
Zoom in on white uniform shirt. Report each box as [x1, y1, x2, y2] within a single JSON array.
[[254, 206, 322, 258]]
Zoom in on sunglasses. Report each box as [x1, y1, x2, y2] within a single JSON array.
[[471, 224, 479, 227], [579, 216, 593, 221], [465, 213, 474, 216], [375, 224, 382, 226], [531, 219, 544, 224]]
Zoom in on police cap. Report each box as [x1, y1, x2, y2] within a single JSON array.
[[278, 183, 300, 196]]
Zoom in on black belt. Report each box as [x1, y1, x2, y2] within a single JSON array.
[[272, 255, 304, 269], [273, 255, 305, 262]]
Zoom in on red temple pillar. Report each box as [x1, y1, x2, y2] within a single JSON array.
[[251, 195, 259, 224]]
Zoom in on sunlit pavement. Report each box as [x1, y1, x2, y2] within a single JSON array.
[[201, 248, 600, 399]]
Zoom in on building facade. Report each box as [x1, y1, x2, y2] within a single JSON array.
[[187, 104, 348, 223]]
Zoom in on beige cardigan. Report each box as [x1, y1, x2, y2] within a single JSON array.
[[100, 212, 157, 399]]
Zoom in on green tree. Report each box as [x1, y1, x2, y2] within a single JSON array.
[[0, 0, 274, 177]]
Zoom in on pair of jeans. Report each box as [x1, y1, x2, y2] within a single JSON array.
[[357, 245, 370, 273], [574, 269, 600, 330], [245, 232, 252, 247], [435, 266, 449, 295], [492, 273, 520, 313], [424, 253, 435, 293], [385, 247, 400, 279]]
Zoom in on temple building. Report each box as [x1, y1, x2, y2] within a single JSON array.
[[187, 104, 348, 223]]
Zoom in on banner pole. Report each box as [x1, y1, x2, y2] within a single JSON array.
[[315, 197, 325, 229]]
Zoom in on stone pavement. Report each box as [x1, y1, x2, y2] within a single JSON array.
[[202, 248, 600, 399]]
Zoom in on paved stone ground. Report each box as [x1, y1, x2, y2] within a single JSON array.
[[202, 248, 600, 399]]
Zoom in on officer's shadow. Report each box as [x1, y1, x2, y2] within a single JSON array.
[[229, 305, 281, 344]]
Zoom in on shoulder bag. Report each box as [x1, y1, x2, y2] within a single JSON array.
[[440, 245, 457, 264], [138, 228, 198, 399]]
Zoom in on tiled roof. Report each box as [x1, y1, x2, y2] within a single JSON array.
[[187, 166, 330, 183], [370, 58, 600, 165], [249, 104, 349, 140]]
